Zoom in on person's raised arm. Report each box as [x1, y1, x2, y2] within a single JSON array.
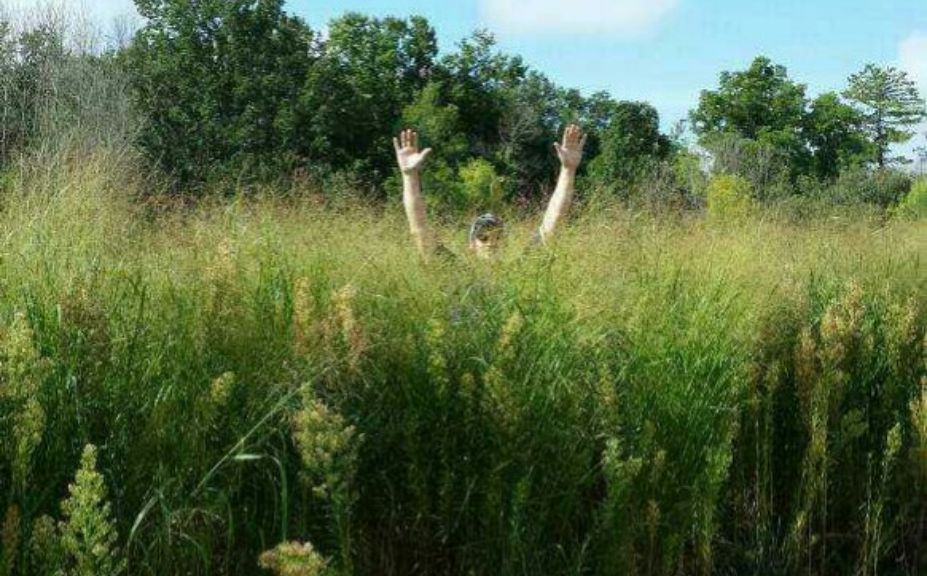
[[538, 124, 587, 242], [393, 129, 433, 257]]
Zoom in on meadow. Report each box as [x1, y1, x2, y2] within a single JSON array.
[[0, 147, 923, 576]]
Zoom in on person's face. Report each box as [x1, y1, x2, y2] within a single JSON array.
[[469, 228, 503, 259]]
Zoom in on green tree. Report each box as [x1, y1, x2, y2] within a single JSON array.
[[129, 0, 316, 186], [495, 71, 563, 197], [589, 100, 672, 194], [400, 81, 467, 165], [301, 13, 438, 184], [691, 56, 809, 178], [439, 31, 527, 156], [399, 81, 469, 207], [804, 92, 872, 180], [843, 64, 927, 168]]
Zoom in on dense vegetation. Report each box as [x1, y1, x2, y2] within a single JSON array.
[[0, 148, 923, 576], [0, 3, 925, 576], [1, 1, 926, 207]]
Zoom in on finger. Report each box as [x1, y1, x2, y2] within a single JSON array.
[[421, 148, 432, 160], [580, 133, 588, 150], [554, 142, 563, 156], [393, 137, 401, 153], [412, 131, 418, 150], [400, 130, 407, 149]]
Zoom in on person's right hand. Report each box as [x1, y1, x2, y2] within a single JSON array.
[[554, 124, 587, 171], [394, 129, 432, 175]]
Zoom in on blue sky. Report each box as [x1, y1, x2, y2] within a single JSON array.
[[67, 0, 927, 152]]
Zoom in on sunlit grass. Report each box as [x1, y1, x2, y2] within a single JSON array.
[[0, 150, 924, 575]]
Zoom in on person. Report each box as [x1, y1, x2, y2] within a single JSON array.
[[393, 124, 588, 259]]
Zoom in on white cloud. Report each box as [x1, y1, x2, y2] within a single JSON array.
[[479, 0, 678, 37]]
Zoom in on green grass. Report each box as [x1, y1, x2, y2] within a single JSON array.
[[1, 150, 925, 576]]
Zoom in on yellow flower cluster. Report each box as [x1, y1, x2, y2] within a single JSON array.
[[332, 284, 366, 371], [259, 541, 331, 576], [0, 312, 51, 491], [292, 276, 315, 355], [292, 390, 359, 500], [59, 445, 125, 576]]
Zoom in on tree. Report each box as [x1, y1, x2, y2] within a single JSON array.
[[129, 0, 316, 186], [589, 101, 672, 194], [691, 56, 809, 178], [843, 64, 927, 168], [300, 13, 438, 184], [804, 92, 872, 180], [439, 31, 527, 156], [691, 57, 807, 139], [495, 71, 562, 197]]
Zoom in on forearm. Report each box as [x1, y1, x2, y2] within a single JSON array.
[[402, 173, 430, 256], [539, 167, 576, 241]]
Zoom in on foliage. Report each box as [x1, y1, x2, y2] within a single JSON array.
[[0, 14, 137, 168], [822, 167, 913, 208], [693, 57, 927, 187], [29, 516, 65, 576], [701, 131, 791, 199], [692, 57, 807, 140], [844, 64, 927, 168], [128, 0, 317, 186], [707, 173, 754, 220], [458, 157, 505, 212], [0, 148, 924, 575], [804, 92, 873, 180], [589, 101, 672, 195], [259, 541, 333, 576], [59, 445, 125, 576], [302, 13, 438, 185], [124, 4, 686, 198], [0, 312, 51, 493], [896, 178, 927, 219], [691, 56, 810, 177], [1, 506, 20, 576]]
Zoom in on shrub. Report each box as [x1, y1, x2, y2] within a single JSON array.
[[707, 174, 753, 221], [673, 151, 709, 202], [459, 158, 505, 212], [0, 312, 51, 493], [895, 178, 927, 218], [626, 160, 703, 213], [701, 132, 791, 200], [825, 167, 912, 208]]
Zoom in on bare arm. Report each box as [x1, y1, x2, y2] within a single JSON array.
[[539, 124, 587, 242], [393, 129, 433, 257]]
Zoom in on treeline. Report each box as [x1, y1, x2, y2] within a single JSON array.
[[1, 0, 926, 212], [125, 0, 673, 206]]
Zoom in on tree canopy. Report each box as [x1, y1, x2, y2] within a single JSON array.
[[1, 3, 925, 207], [843, 64, 927, 168]]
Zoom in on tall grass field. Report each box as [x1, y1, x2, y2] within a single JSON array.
[[0, 147, 921, 576]]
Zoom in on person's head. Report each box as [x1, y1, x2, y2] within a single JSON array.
[[468, 213, 504, 258]]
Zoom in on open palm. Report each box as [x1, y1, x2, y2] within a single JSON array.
[[555, 124, 587, 171], [394, 129, 432, 174]]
